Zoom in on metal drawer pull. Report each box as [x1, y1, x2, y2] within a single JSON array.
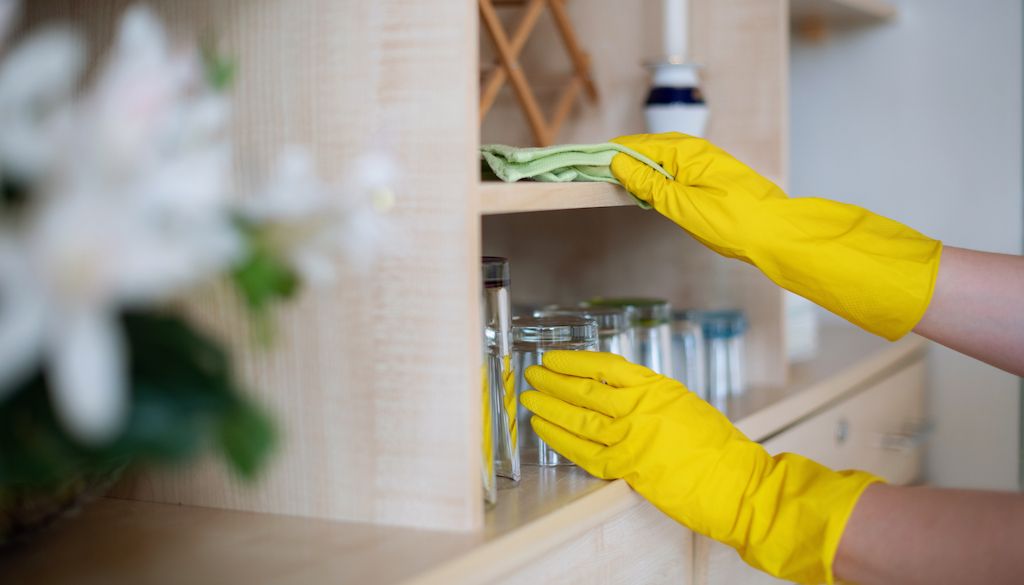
[[878, 419, 934, 452], [834, 418, 849, 445]]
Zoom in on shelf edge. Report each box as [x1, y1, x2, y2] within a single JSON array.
[[404, 480, 643, 585], [479, 181, 637, 215]]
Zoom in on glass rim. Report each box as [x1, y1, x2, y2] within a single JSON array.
[[513, 316, 598, 345], [585, 297, 671, 325]]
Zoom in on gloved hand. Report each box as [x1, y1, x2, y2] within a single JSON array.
[[610, 132, 942, 341], [521, 350, 881, 585]]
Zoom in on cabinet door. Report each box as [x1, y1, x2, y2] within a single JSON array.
[[763, 360, 926, 485], [697, 359, 927, 585], [493, 501, 692, 585]]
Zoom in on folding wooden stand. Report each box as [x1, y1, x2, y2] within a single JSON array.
[[479, 0, 599, 146]]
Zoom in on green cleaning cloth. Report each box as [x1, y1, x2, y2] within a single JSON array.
[[480, 143, 674, 209]]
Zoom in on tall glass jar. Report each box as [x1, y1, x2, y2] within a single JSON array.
[[513, 316, 598, 467], [480, 303, 497, 508], [671, 310, 707, 401], [587, 298, 673, 377], [482, 257, 519, 484], [534, 305, 634, 362]]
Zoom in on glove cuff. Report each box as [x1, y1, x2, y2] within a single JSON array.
[[735, 453, 884, 585]]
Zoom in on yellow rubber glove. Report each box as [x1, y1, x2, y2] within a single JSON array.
[[610, 133, 942, 341], [521, 350, 881, 585]]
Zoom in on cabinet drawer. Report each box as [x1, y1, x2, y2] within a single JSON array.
[[762, 360, 926, 485], [492, 500, 691, 585]]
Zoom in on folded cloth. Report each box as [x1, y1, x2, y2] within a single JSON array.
[[480, 143, 673, 209]]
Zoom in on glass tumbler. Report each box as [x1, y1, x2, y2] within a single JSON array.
[[513, 316, 598, 466], [699, 309, 749, 412], [534, 305, 634, 362], [482, 257, 519, 484], [671, 311, 707, 401], [588, 298, 673, 376], [727, 310, 749, 397]]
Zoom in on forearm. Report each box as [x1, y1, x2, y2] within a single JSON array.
[[835, 484, 1024, 585], [913, 246, 1024, 376]]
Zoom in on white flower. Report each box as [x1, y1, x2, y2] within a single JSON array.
[[241, 147, 400, 284], [0, 237, 45, 398], [0, 5, 240, 443], [0, 17, 83, 183]]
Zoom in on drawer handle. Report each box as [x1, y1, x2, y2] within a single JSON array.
[[878, 419, 934, 452], [834, 418, 849, 445]]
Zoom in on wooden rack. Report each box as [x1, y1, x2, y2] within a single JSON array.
[[479, 0, 598, 146]]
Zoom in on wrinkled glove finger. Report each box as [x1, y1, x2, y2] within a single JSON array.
[[520, 390, 624, 446], [525, 363, 638, 417], [530, 417, 622, 480], [539, 350, 658, 389]]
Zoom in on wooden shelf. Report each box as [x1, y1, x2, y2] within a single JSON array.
[[479, 181, 637, 215], [790, 0, 897, 25], [0, 324, 927, 585], [0, 498, 479, 585], [0, 469, 638, 585]]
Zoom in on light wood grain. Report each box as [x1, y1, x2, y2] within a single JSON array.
[[480, 181, 637, 214], [790, 0, 897, 25], [24, 0, 483, 531], [0, 499, 482, 585], [488, 501, 691, 585]]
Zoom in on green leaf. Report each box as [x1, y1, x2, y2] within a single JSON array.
[[202, 46, 237, 92], [218, 400, 276, 480], [0, 312, 278, 490], [232, 247, 300, 312]]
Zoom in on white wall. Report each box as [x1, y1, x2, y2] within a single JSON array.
[[791, 0, 1022, 489]]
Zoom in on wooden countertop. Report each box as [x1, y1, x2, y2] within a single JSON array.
[[0, 325, 928, 584]]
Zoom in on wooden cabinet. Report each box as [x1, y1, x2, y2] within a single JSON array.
[[1, 1, 910, 584]]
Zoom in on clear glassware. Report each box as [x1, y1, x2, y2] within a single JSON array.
[[671, 311, 707, 400], [534, 305, 634, 362], [703, 316, 730, 412], [587, 298, 673, 376], [480, 303, 497, 508], [727, 310, 749, 397], [698, 309, 749, 412], [513, 316, 598, 467], [482, 257, 519, 484]]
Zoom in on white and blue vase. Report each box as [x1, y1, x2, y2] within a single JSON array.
[[644, 61, 709, 138]]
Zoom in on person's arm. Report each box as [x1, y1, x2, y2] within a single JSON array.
[[914, 246, 1024, 376], [835, 483, 1024, 585]]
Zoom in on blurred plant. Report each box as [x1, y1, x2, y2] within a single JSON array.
[[0, 1, 396, 491]]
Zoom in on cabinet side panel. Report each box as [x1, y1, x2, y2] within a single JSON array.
[[24, 0, 481, 530]]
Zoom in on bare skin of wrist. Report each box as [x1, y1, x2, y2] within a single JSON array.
[[913, 246, 1024, 376], [834, 483, 1024, 584]]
